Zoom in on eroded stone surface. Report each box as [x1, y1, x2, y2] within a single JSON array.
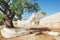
[[39, 12, 60, 28], [1, 28, 30, 38]]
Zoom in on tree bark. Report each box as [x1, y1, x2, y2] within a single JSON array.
[[3, 18, 14, 28], [3, 10, 15, 28], [0, 0, 15, 28]]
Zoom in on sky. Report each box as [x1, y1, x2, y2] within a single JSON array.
[[22, 0, 60, 20]]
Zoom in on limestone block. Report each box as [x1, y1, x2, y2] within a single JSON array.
[[48, 31, 59, 36], [39, 12, 60, 28], [1, 28, 30, 38]]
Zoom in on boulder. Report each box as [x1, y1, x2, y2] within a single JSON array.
[[1, 27, 30, 38], [48, 31, 59, 36], [39, 12, 60, 28], [13, 12, 46, 28]]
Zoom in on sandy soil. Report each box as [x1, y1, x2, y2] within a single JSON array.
[[0, 32, 59, 40], [0, 26, 60, 40]]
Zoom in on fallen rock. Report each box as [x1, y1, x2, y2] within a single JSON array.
[[1, 27, 30, 38], [48, 31, 59, 36]]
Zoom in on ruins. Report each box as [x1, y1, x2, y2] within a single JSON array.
[[14, 12, 46, 28]]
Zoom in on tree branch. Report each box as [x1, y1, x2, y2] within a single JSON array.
[[8, 0, 10, 3], [0, 0, 9, 9], [0, 0, 12, 17], [0, 8, 10, 18], [9, 10, 15, 19], [0, 8, 6, 14]]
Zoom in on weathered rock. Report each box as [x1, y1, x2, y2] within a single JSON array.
[[1, 27, 30, 38], [14, 12, 46, 28], [28, 12, 46, 25], [39, 12, 60, 28], [48, 31, 59, 36]]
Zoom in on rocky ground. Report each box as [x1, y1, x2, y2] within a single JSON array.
[[0, 32, 60, 40], [0, 25, 60, 40], [0, 33, 54, 40]]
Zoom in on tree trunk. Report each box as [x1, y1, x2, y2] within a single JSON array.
[[0, 0, 15, 28], [3, 18, 14, 28]]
